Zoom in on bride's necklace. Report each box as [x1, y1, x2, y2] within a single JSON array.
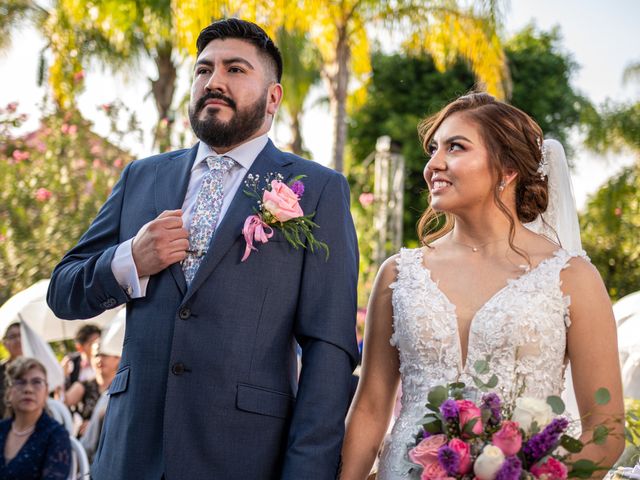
[[450, 236, 506, 253], [11, 423, 36, 437]]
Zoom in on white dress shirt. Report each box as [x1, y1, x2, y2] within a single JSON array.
[[111, 134, 269, 298]]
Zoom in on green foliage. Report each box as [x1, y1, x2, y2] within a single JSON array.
[[580, 163, 640, 300], [506, 25, 590, 155], [583, 100, 640, 154], [0, 101, 138, 306]]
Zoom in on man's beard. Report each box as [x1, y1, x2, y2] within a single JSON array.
[[188, 90, 268, 148]]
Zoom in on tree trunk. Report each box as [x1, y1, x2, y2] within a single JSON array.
[[322, 28, 350, 173], [288, 113, 305, 156], [150, 44, 177, 152]]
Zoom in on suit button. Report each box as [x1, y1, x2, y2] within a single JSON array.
[[171, 363, 186, 375], [178, 307, 191, 320], [102, 298, 117, 308]]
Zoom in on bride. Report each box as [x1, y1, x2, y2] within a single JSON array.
[[340, 93, 624, 479]]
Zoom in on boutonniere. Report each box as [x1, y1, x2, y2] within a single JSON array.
[[241, 173, 329, 262]]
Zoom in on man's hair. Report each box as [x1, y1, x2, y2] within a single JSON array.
[[196, 18, 283, 83], [75, 324, 101, 345]]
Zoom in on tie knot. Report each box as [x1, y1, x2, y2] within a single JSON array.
[[206, 155, 236, 173]]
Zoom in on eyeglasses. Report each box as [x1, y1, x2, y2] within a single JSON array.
[[11, 378, 47, 390]]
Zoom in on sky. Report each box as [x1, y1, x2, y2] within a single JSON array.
[[1, 0, 638, 209]]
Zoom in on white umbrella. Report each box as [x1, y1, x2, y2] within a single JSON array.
[[0, 279, 122, 342], [613, 292, 640, 399], [20, 320, 65, 392]]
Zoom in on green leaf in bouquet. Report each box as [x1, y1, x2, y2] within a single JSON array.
[[462, 418, 479, 436], [425, 402, 440, 413], [481, 408, 492, 424], [569, 459, 599, 478], [594, 388, 610, 405], [530, 421, 541, 436], [592, 425, 609, 445], [547, 395, 566, 415], [473, 359, 490, 375], [428, 386, 448, 408], [560, 434, 584, 453], [485, 374, 498, 388], [423, 417, 443, 434], [449, 382, 466, 390]]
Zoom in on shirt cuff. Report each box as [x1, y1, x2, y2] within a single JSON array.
[[111, 239, 149, 298]]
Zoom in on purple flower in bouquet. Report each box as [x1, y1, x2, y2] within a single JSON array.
[[416, 428, 431, 442], [440, 399, 460, 421], [438, 444, 460, 476], [290, 180, 305, 198], [482, 392, 502, 425], [523, 417, 569, 464], [495, 456, 522, 480]]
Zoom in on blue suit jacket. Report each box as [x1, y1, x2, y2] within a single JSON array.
[[47, 141, 359, 480]]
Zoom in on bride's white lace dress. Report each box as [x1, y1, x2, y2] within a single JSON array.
[[377, 247, 586, 480]]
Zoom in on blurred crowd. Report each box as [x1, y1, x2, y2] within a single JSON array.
[[0, 321, 122, 479]]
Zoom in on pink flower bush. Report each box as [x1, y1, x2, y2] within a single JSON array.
[[359, 192, 374, 207], [492, 420, 522, 456], [35, 188, 52, 202], [456, 399, 483, 436], [530, 457, 568, 480], [12, 150, 30, 162], [262, 180, 304, 222]]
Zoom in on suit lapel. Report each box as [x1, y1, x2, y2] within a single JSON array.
[[154, 145, 198, 296], [184, 141, 292, 300]]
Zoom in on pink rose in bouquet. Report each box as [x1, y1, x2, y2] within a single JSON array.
[[456, 399, 483, 436], [492, 420, 522, 456], [420, 461, 450, 480], [262, 180, 304, 222], [530, 457, 568, 480], [448, 438, 472, 474], [409, 434, 447, 469]]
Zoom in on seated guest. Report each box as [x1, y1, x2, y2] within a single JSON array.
[[0, 357, 71, 479], [0, 323, 23, 418], [79, 328, 122, 461], [61, 324, 101, 389]]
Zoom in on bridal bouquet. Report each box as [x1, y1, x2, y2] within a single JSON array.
[[408, 360, 612, 480]]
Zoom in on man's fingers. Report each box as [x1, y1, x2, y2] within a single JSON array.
[[158, 209, 182, 219]]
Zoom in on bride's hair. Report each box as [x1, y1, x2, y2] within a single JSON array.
[[417, 92, 548, 254]]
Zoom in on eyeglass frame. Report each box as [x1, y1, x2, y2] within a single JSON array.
[[10, 377, 48, 390]]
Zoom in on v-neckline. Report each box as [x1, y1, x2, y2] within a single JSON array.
[[416, 248, 564, 371]]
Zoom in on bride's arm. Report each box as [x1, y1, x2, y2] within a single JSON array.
[[562, 257, 625, 475], [340, 256, 401, 480]]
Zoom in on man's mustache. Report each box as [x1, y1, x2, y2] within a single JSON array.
[[196, 92, 236, 112]]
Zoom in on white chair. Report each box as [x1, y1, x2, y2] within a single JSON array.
[[69, 436, 91, 480], [46, 398, 74, 434]]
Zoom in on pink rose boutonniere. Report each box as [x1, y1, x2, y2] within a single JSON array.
[[241, 173, 329, 262]]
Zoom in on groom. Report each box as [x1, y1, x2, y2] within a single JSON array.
[[47, 18, 359, 480]]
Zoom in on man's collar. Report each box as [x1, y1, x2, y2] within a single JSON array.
[[192, 134, 269, 172]]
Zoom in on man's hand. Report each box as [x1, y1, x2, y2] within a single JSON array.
[[132, 210, 189, 277]]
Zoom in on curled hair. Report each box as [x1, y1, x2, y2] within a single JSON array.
[[196, 18, 283, 83], [4, 357, 47, 417], [417, 92, 549, 260]]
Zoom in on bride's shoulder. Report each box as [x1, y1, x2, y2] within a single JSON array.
[[559, 252, 605, 297]]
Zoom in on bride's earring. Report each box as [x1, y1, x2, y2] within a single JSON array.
[[498, 179, 506, 192]]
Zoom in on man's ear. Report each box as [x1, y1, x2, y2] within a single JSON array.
[[266, 83, 283, 116]]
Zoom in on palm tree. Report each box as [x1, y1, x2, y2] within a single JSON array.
[[174, 0, 509, 173], [40, 0, 184, 151], [276, 27, 322, 156]]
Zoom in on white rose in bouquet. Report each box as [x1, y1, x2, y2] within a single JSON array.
[[473, 445, 505, 480], [511, 396, 553, 433]]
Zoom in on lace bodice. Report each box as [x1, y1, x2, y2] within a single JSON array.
[[377, 247, 586, 480]]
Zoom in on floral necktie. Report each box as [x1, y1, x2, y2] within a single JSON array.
[[182, 155, 236, 285]]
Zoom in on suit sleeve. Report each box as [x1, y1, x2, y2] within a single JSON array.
[[281, 172, 359, 480], [47, 163, 133, 319]]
